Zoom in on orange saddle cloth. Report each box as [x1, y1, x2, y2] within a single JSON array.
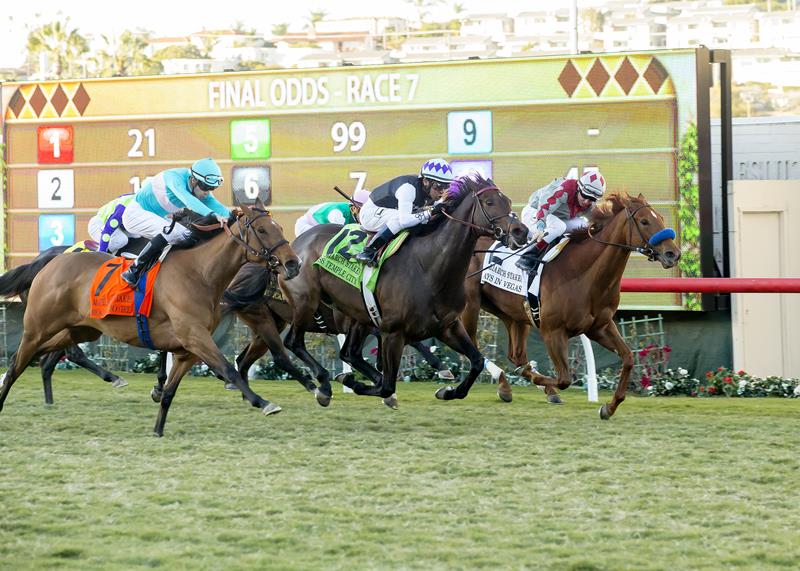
[[89, 258, 162, 319]]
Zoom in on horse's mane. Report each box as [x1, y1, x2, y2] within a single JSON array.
[[568, 192, 646, 242], [446, 173, 495, 205]]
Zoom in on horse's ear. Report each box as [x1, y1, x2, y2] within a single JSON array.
[[638, 193, 645, 200], [239, 203, 254, 217], [255, 198, 265, 210]]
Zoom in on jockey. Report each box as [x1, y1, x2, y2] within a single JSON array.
[[294, 188, 371, 237], [354, 158, 454, 266], [120, 157, 230, 286], [516, 170, 606, 273], [88, 194, 137, 254]]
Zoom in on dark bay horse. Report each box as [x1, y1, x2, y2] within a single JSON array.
[[462, 192, 680, 418], [0, 205, 300, 436], [280, 174, 528, 401]]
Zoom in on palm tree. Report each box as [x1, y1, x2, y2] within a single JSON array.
[[26, 18, 89, 79], [92, 30, 162, 77], [272, 23, 289, 37], [304, 10, 327, 33], [404, 0, 444, 27]]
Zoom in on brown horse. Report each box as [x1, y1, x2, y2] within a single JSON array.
[[280, 174, 528, 401], [462, 192, 680, 418], [0, 205, 300, 436]]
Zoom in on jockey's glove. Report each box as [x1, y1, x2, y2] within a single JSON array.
[[430, 202, 447, 216]]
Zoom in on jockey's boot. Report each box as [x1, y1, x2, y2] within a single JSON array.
[[515, 241, 547, 273], [121, 234, 168, 287], [355, 227, 396, 267]]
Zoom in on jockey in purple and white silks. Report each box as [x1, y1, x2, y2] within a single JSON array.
[[516, 170, 606, 273], [354, 158, 454, 267], [294, 188, 371, 237], [88, 194, 137, 254], [120, 158, 231, 287]]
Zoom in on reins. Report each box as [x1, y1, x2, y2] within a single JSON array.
[[222, 210, 289, 271], [587, 203, 659, 261], [441, 186, 514, 242]]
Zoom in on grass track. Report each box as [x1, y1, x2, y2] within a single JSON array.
[[0, 370, 798, 570]]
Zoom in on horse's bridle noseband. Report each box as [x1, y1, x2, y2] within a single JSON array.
[[224, 210, 289, 270], [587, 203, 660, 261]]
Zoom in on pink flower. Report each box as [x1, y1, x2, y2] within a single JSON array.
[[640, 376, 652, 388], [663, 345, 672, 353], [737, 370, 746, 376], [705, 371, 712, 379], [718, 367, 724, 371], [724, 377, 733, 384], [708, 386, 717, 394], [639, 349, 649, 357], [690, 391, 697, 397]]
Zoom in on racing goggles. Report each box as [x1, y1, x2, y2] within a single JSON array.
[[191, 170, 224, 190]]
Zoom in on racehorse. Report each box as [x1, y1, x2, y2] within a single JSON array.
[[462, 192, 680, 418], [280, 174, 528, 402], [0, 205, 300, 436]]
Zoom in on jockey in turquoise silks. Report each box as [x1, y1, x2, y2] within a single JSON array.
[[294, 188, 371, 237], [120, 158, 230, 287]]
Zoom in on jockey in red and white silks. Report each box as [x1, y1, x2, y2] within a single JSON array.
[[516, 170, 606, 272]]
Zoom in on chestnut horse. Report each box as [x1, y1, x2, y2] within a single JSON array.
[[0, 205, 300, 436], [280, 174, 528, 402], [462, 192, 680, 418]]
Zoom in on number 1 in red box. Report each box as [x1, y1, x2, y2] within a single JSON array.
[[37, 125, 74, 164]]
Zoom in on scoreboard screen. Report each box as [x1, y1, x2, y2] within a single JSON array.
[[1, 49, 709, 309]]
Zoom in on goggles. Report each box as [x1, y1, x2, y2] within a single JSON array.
[[191, 169, 224, 189]]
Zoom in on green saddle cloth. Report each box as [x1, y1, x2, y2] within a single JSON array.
[[314, 224, 409, 292]]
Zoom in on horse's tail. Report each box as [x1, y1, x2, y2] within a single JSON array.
[[0, 246, 68, 298]]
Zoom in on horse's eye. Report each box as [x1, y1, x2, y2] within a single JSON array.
[[257, 228, 267, 234], [486, 200, 494, 206], [640, 219, 649, 226]]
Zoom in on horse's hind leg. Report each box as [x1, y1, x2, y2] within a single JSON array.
[[587, 321, 633, 420], [1, 329, 72, 412], [235, 336, 268, 383], [411, 341, 454, 381], [64, 344, 127, 388], [153, 353, 196, 437], [39, 350, 65, 405]]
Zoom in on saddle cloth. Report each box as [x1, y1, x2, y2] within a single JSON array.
[[314, 224, 409, 293], [89, 258, 162, 319]]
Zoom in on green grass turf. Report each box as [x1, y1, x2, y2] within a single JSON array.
[[0, 370, 797, 570]]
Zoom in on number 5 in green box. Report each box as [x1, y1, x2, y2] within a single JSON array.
[[231, 119, 271, 159]]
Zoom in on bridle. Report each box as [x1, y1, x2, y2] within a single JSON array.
[[587, 203, 661, 261], [223, 209, 289, 270], [441, 186, 519, 243]]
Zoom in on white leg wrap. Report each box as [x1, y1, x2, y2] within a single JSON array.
[[483, 358, 503, 381]]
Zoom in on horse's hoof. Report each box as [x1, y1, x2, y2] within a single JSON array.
[[224, 382, 238, 391], [150, 388, 162, 403], [434, 386, 455, 400], [382, 394, 398, 409], [497, 389, 513, 403], [598, 404, 612, 420], [314, 388, 332, 407], [152, 431, 163, 438], [437, 369, 455, 381], [262, 402, 282, 416], [547, 394, 564, 405], [111, 378, 128, 388]]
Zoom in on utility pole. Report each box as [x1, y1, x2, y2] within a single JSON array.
[[570, 0, 579, 53]]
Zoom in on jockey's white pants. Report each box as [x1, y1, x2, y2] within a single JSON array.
[[521, 207, 588, 243], [358, 201, 424, 234], [121, 201, 191, 244], [88, 214, 129, 253], [294, 217, 314, 237]]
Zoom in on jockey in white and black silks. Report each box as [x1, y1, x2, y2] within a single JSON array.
[[516, 170, 606, 273], [120, 157, 231, 287], [294, 188, 371, 237], [354, 158, 454, 267]]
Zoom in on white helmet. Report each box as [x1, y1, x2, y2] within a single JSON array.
[[353, 188, 371, 205], [420, 158, 454, 184], [578, 171, 606, 200]]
